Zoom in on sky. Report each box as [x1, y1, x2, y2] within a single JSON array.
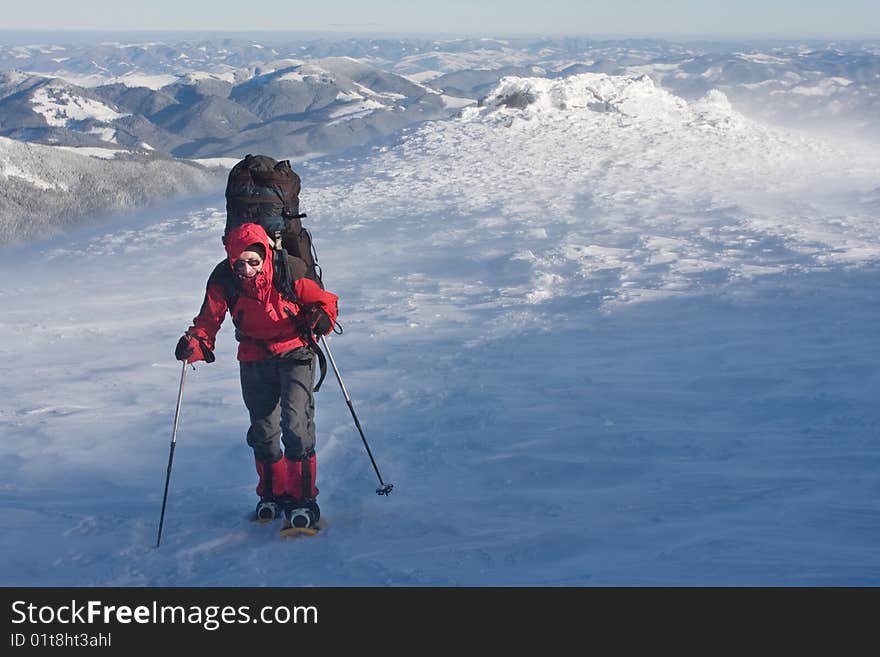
[[2, 0, 879, 39], [1, 71, 879, 586]]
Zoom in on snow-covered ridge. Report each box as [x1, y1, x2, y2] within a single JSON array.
[[469, 72, 742, 129], [36, 71, 180, 90], [481, 73, 686, 116]]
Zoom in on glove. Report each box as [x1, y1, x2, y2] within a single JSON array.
[[175, 334, 215, 364], [311, 309, 332, 336]]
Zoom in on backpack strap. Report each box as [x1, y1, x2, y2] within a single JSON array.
[[272, 246, 298, 303], [209, 260, 240, 310], [210, 261, 261, 348], [283, 307, 328, 392], [211, 254, 326, 381], [274, 252, 327, 390]]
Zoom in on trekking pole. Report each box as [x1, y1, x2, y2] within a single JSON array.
[[320, 336, 394, 496], [156, 360, 188, 548]]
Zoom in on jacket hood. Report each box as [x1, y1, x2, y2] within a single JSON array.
[[225, 223, 271, 263], [224, 223, 274, 300]]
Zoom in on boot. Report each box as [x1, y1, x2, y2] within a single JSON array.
[[283, 451, 320, 527], [254, 457, 287, 521]]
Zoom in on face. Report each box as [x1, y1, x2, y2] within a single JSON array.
[[232, 249, 264, 279]]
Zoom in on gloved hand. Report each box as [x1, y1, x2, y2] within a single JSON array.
[[175, 334, 215, 364], [311, 309, 332, 336]]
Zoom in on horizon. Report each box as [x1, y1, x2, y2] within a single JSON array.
[[2, 0, 880, 42], [1, 28, 878, 46]]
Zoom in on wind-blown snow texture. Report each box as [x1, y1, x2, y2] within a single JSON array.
[[1, 73, 879, 586]]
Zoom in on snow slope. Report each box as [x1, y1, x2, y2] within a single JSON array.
[[0, 136, 223, 245], [30, 81, 129, 127], [0, 73, 878, 586]]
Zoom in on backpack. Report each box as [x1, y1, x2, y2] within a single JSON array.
[[223, 154, 322, 285]]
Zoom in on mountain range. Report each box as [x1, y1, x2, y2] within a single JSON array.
[[2, 35, 877, 145], [0, 35, 877, 246], [0, 56, 470, 159]]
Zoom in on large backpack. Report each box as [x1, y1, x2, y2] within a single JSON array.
[[219, 154, 332, 389], [223, 154, 322, 284]]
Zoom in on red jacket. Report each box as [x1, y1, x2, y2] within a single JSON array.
[[187, 223, 339, 362]]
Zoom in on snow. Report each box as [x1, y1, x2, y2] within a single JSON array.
[[404, 70, 444, 83], [51, 72, 180, 90], [50, 145, 129, 159], [189, 154, 324, 170], [1, 71, 879, 586], [765, 77, 855, 98], [87, 126, 118, 143], [336, 90, 363, 102], [328, 98, 385, 121], [189, 157, 242, 169], [441, 94, 477, 109], [351, 81, 383, 98], [787, 85, 837, 97], [179, 71, 237, 84], [30, 85, 129, 127], [0, 160, 67, 190], [277, 70, 308, 83], [737, 53, 792, 65]]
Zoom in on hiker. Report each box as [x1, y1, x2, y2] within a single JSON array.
[[174, 222, 339, 529]]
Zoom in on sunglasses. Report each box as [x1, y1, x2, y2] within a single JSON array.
[[233, 258, 263, 269]]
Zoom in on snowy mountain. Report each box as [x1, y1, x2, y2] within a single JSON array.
[[0, 48, 479, 242], [183, 57, 456, 159], [0, 57, 472, 159], [4, 35, 878, 155], [1, 69, 878, 586], [0, 35, 558, 79], [0, 136, 223, 244]]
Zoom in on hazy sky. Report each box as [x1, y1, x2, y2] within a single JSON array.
[[2, 1, 879, 39]]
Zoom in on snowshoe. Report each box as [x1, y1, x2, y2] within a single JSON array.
[[254, 499, 282, 522], [280, 499, 321, 536]]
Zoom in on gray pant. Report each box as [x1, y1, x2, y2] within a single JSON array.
[[239, 347, 316, 462]]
